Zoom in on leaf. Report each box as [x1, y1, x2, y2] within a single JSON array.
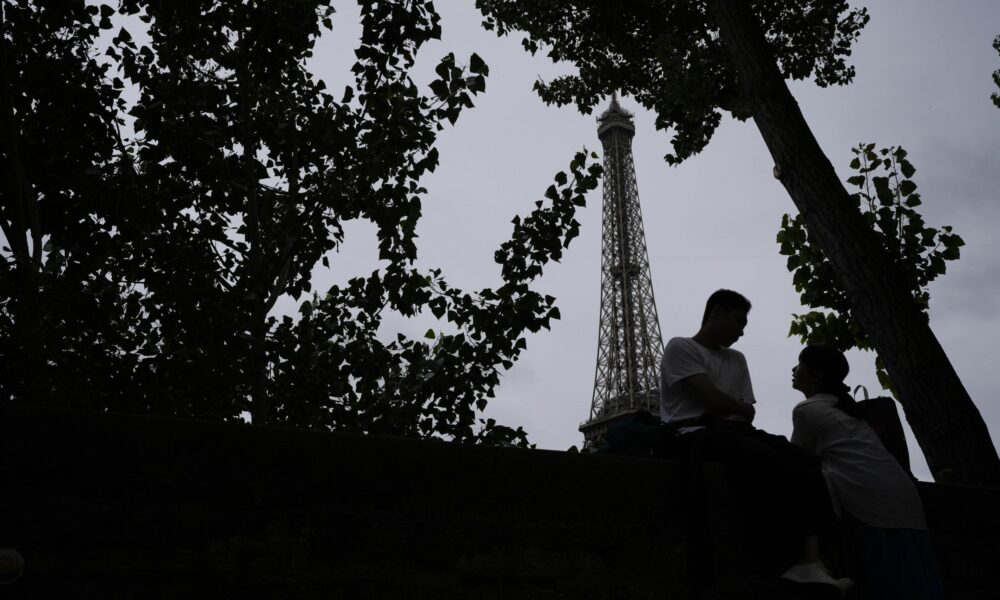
[[435, 58, 452, 80], [898, 179, 917, 196], [115, 26, 132, 44], [429, 79, 448, 98], [872, 176, 894, 206], [875, 364, 897, 396], [469, 52, 489, 76], [899, 159, 915, 178], [467, 75, 486, 93], [424, 328, 436, 339]]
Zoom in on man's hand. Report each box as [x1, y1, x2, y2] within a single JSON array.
[[735, 401, 755, 423], [678, 373, 753, 421], [713, 400, 754, 423]]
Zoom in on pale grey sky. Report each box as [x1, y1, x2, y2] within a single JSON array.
[[293, 1, 1000, 482], [7, 3, 996, 481], [100, 1, 977, 483]]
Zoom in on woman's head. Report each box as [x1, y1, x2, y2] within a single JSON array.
[[792, 345, 850, 397]]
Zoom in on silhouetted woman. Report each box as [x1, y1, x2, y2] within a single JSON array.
[[790, 345, 943, 600]]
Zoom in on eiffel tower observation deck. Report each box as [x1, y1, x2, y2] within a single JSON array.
[[580, 95, 665, 448]]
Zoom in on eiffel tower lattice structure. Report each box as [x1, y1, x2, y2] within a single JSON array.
[[579, 96, 665, 448]]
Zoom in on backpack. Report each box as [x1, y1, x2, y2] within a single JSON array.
[[597, 409, 677, 458], [853, 386, 912, 475]]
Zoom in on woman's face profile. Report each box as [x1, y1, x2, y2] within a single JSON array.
[[792, 360, 822, 395]]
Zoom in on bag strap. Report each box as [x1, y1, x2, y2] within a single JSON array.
[[852, 384, 870, 401]]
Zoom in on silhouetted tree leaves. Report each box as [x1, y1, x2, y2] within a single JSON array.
[[1, 1, 601, 446], [993, 35, 1000, 109], [778, 145, 964, 395], [0, 1, 146, 409], [477, 0, 867, 164]]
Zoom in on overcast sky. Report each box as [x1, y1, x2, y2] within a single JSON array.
[[4, 3, 995, 483], [296, 1, 1000, 481]]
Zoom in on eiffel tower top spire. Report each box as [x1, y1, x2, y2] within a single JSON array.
[[597, 92, 634, 136], [580, 94, 665, 448]]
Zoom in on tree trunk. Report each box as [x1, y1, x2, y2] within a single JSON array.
[[708, 0, 1000, 485], [236, 56, 271, 427], [244, 151, 271, 427]]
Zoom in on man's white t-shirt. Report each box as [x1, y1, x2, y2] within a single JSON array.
[[659, 336, 756, 425]]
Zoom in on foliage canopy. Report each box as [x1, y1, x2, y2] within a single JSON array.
[[0, 0, 601, 445], [778, 145, 964, 393], [477, 0, 868, 163]]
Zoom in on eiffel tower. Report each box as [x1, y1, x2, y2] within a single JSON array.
[[580, 95, 665, 447]]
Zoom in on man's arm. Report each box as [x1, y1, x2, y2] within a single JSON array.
[[677, 373, 755, 421]]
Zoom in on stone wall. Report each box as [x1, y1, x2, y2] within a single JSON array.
[[1, 404, 997, 598]]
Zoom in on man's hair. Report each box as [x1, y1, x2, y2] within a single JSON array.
[[701, 289, 752, 325]]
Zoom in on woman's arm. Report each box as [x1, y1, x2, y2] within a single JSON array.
[[791, 405, 820, 454]]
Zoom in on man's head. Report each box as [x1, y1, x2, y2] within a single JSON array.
[[700, 289, 751, 347]]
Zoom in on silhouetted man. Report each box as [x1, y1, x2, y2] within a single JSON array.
[[660, 289, 849, 589]]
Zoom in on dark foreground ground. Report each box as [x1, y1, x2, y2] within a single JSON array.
[[1, 403, 997, 599]]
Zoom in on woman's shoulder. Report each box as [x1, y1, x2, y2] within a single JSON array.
[[794, 394, 839, 413], [793, 395, 849, 428]]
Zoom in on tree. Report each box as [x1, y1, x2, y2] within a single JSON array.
[[2, 1, 601, 446], [0, 1, 149, 409], [477, 0, 1000, 483], [778, 144, 964, 395]]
